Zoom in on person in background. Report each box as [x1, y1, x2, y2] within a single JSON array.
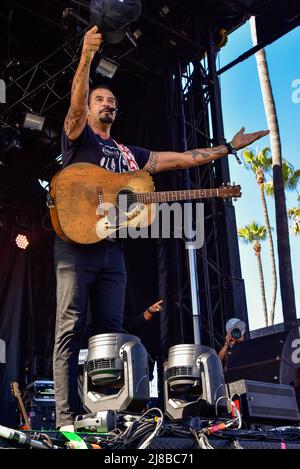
[[123, 299, 163, 332], [123, 299, 163, 381], [218, 318, 246, 370]]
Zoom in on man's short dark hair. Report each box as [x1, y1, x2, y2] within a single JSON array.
[[88, 84, 119, 108]]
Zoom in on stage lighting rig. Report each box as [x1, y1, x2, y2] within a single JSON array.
[[14, 233, 30, 250], [159, 5, 171, 17], [79, 333, 150, 414], [96, 56, 119, 79], [163, 344, 228, 420], [23, 113, 45, 132]]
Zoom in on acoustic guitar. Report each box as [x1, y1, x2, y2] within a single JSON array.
[[49, 163, 241, 244]]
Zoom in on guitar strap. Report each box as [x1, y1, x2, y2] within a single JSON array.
[[113, 140, 140, 171]]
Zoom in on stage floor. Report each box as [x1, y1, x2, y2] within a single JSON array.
[[2, 428, 300, 450]]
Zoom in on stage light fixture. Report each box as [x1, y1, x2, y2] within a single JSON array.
[[168, 39, 177, 48], [96, 56, 119, 79], [163, 344, 228, 420], [159, 5, 170, 17], [23, 112, 45, 131], [78, 333, 150, 414], [132, 29, 142, 41], [15, 234, 30, 250]]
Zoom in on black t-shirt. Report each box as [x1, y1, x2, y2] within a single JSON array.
[[61, 124, 150, 172]]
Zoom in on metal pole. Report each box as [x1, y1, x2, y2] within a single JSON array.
[[176, 61, 201, 345], [206, 29, 249, 333]]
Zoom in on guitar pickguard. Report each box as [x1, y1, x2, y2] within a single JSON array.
[[95, 203, 150, 240]]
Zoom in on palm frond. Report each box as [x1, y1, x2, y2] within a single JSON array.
[[238, 222, 267, 243]]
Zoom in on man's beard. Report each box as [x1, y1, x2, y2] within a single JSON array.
[[99, 113, 113, 124]]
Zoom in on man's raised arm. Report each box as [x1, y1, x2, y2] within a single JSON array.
[[64, 26, 102, 140]]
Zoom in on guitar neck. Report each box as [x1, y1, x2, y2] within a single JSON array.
[[11, 382, 32, 430], [17, 398, 31, 430], [136, 188, 222, 204]]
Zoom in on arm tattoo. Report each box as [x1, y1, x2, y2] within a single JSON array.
[[71, 57, 90, 101], [64, 108, 85, 137], [147, 151, 159, 173], [187, 145, 226, 160], [65, 56, 90, 137]]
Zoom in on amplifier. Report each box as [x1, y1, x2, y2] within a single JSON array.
[[27, 401, 56, 431], [26, 380, 55, 402], [25, 380, 56, 431], [228, 379, 300, 423]]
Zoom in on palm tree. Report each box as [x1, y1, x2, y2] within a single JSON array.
[[264, 161, 300, 235], [243, 147, 277, 326], [264, 161, 300, 197], [238, 222, 268, 326], [250, 17, 297, 329]]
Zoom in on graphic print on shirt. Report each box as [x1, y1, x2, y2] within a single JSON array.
[[97, 139, 136, 173]]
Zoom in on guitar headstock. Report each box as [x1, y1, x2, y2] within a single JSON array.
[[10, 380, 21, 399], [219, 183, 241, 199]]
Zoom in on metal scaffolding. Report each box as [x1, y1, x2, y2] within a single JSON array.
[[162, 30, 248, 352], [0, 30, 85, 125]]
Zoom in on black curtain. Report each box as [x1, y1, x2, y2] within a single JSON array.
[[0, 216, 56, 426], [0, 231, 29, 426]]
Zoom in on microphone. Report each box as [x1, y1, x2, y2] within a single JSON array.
[[106, 107, 119, 113]]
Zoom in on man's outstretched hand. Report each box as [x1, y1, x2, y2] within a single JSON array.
[[82, 25, 102, 61], [231, 127, 269, 150]]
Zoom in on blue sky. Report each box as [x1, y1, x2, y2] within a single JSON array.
[[218, 22, 300, 331]]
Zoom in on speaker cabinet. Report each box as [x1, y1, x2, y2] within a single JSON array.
[[225, 330, 298, 385], [228, 379, 300, 422]]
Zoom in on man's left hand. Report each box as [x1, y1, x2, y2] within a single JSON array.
[[231, 127, 269, 150]]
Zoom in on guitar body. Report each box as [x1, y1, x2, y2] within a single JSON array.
[[50, 163, 156, 244]]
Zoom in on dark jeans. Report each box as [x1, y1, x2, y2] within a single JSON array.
[[53, 236, 126, 428]]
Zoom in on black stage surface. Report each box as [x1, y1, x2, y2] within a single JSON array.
[[1, 426, 300, 450]]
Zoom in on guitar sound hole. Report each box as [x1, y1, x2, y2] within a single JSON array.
[[117, 189, 137, 211]]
